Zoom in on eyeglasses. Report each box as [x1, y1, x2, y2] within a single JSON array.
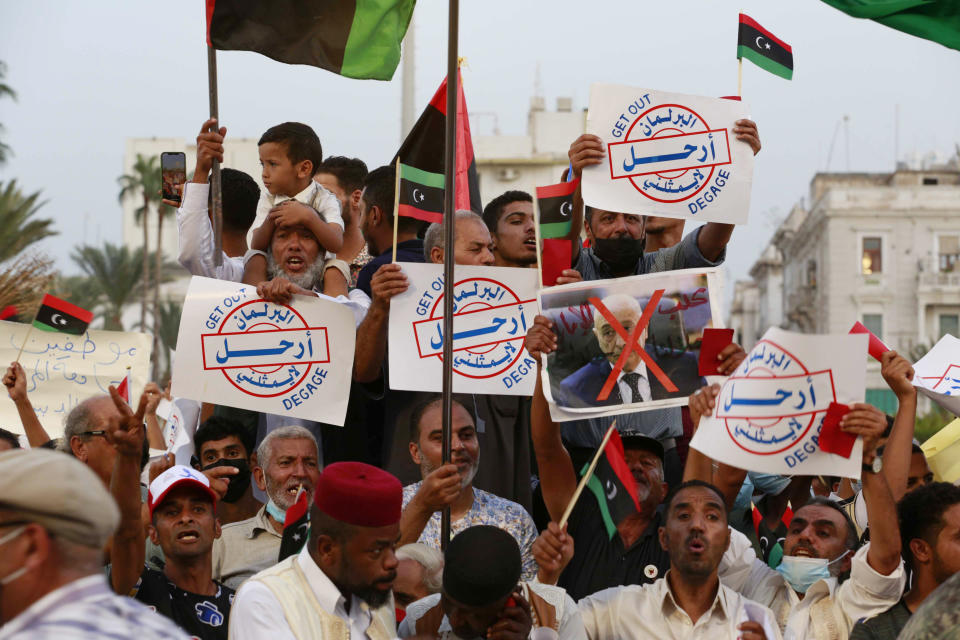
[[78, 430, 107, 438]]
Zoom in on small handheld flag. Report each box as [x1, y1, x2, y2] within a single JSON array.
[[737, 14, 794, 80], [582, 430, 642, 538], [397, 163, 445, 224], [116, 368, 131, 406], [535, 179, 579, 287], [33, 294, 93, 335], [279, 486, 310, 561]]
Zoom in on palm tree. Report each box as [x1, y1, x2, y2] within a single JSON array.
[[0, 253, 55, 319], [71, 243, 145, 331], [51, 274, 103, 324], [154, 200, 176, 367], [0, 180, 57, 262], [0, 61, 16, 167], [117, 154, 160, 330]]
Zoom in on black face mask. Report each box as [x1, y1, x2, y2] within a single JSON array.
[[202, 458, 252, 503], [593, 236, 646, 274]]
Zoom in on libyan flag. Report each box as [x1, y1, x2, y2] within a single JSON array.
[[394, 69, 482, 214], [398, 163, 444, 224], [279, 487, 310, 562], [819, 0, 960, 52], [581, 430, 641, 538], [737, 14, 794, 80], [33, 294, 93, 336], [536, 179, 578, 239], [205, 0, 416, 80]]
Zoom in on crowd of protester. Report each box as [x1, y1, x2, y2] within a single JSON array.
[[0, 115, 957, 640]]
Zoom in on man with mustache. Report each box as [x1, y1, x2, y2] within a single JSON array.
[[399, 396, 539, 581], [229, 462, 404, 640], [578, 480, 779, 640], [481, 191, 538, 268], [212, 426, 321, 589]]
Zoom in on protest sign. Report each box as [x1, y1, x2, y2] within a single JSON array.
[[388, 263, 539, 395], [582, 84, 754, 224], [538, 268, 723, 422], [161, 397, 201, 466], [171, 276, 356, 426], [922, 417, 960, 484], [0, 320, 151, 439], [690, 327, 868, 477], [911, 334, 960, 416]]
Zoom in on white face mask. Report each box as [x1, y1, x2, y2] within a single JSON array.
[[0, 526, 28, 585]]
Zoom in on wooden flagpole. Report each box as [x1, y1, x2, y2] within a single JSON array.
[[559, 421, 617, 528], [439, 0, 459, 551], [737, 58, 743, 98], [392, 158, 401, 263], [207, 45, 224, 268]]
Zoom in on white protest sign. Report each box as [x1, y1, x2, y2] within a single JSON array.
[[690, 327, 867, 477], [912, 334, 960, 416], [162, 397, 201, 466], [171, 276, 356, 425], [388, 263, 539, 395], [582, 83, 754, 224], [0, 320, 151, 439]]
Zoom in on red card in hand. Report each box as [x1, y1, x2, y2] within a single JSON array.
[[849, 321, 890, 362], [698, 328, 735, 376], [541, 238, 572, 287], [818, 402, 856, 458]]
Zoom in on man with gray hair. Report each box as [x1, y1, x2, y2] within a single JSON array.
[[423, 210, 495, 266], [0, 449, 187, 639], [212, 425, 321, 589], [393, 543, 444, 614]]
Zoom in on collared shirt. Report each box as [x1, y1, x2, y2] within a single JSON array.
[[0, 574, 188, 640], [355, 239, 426, 298], [250, 181, 344, 248], [578, 573, 782, 640], [849, 599, 911, 640], [401, 482, 539, 581], [718, 529, 906, 639], [398, 582, 587, 640], [228, 546, 374, 640], [212, 505, 282, 590], [573, 226, 724, 281], [558, 501, 670, 602], [617, 363, 651, 404], [177, 182, 244, 282]]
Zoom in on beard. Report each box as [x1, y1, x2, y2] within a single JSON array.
[[336, 555, 397, 608], [421, 452, 479, 490], [266, 252, 324, 291]]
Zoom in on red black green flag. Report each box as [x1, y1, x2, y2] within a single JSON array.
[[205, 0, 416, 80], [279, 487, 310, 561], [581, 430, 641, 538], [819, 0, 960, 52], [394, 70, 482, 214], [397, 163, 445, 224], [33, 294, 93, 336], [737, 14, 794, 80], [536, 179, 578, 239]]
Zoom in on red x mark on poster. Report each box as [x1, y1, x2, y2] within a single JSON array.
[[589, 289, 679, 403]]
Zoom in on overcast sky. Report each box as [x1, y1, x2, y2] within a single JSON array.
[[1, 0, 958, 294]]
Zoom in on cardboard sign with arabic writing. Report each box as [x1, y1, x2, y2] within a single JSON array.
[[582, 83, 754, 224], [538, 268, 723, 422], [388, 263, 540, 395], [690, 327, 867, 477], [171, 277, 356, 425], [912, 334, 960, 416]]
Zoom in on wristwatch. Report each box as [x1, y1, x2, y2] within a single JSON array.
[[862, 456, 882, 474]]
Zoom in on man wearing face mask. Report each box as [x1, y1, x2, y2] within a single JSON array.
[[0, 449, 188, 640], [194, 416, 261, 524]]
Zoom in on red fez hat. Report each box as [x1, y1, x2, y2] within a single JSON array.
[[314, 462, 402, 527]]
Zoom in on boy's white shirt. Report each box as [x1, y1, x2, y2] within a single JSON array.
[[249, 180, 344, 256]]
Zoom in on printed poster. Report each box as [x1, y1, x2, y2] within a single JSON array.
[[912, 334, 960, 416], [582, 83, 754, 224], [388, 263, 539, 395], [0, 320, 151, 439], [538, 268, 723, 422], [171, 276, 356, 426], [690, 327, 868, 477]]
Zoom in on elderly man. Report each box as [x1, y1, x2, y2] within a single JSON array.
[[578, 481, 779, 640], [212, 425, 320, 589], [423, 209, 495, 266], [400, 396, 539, 581], [0, 449, 187, 639], [558, 293, 702, 408], [400, 526, 585, 640], [394, 543, 443, 616], [229, 461, 403, 640]]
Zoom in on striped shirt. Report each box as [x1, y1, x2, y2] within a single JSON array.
[[0, 574, 188, 640]]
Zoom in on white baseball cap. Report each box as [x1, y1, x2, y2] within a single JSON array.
[[148, 465, 217, 518]]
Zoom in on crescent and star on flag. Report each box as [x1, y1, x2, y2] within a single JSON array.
[[755, 35, 771, 51]]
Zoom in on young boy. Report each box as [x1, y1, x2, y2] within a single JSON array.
[[243, 122, 348, 294]]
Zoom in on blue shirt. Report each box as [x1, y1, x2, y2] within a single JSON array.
[[355, 238, 425, 297]]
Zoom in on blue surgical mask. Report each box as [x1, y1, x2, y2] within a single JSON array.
[[776, 550, 851, 593], [265, 499, 287, 523]]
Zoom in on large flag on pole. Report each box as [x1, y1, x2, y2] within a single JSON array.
[[737, 14, 794, 80], [205, 0, 417, 80], [819, 0, 960, 52], [395, 69, 482, 214], [581, 430, 641, 538]]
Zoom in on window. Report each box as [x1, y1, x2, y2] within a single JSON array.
[[940, 314, 959, 339], [806, 260, 817, 288], [861, 237, 882, 274], [939, 235, 960, 273], [923, 177, 939, 185], [862, 314, 883, 340]]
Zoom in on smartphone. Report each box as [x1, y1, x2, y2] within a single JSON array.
[[161, 151, 187, 205]]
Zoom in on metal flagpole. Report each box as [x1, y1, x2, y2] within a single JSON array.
[[439, 0, 459, 551], [207, 46, 224, 268]]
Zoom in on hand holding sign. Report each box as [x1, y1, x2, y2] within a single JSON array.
[[880, 350, 916, 400], [839, 403, 887, 459]]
